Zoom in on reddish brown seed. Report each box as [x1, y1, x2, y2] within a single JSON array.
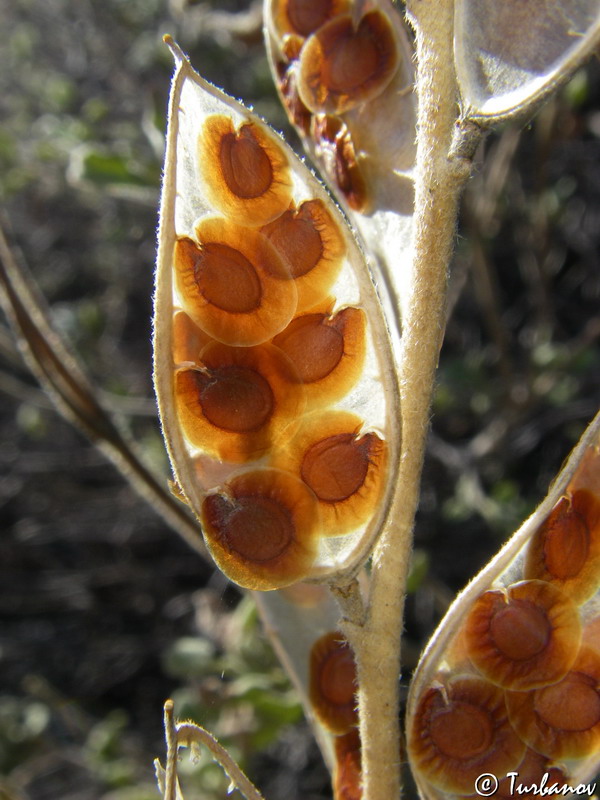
[[174, 341, 305, 462], [312, 115, 368, 212], [270, 0, 349, 40], [506, 645, 600, 760], [219, 127, 273, 199], [198, 115, 292, 225], [334, 729, 362, 800], [408, 675, 525, 795], [309, 631, 357, 734], [276, 57, 313, 134], [261, 199, 345, 309], [525, 489, 600, 604], [201, 469, 319, 590], [297, 12, 399, 115], [480, 747, 569, 800], [271, 411, 387, 536], [274, 312, 343, 382], [464, 581, 581, 691], [272, 305, 366, 408], [174, 218, 297, 346]]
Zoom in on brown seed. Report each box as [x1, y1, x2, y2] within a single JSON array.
[[188, 365, 274, 433], [301, 433, 371, 503], [408, 675, 525, 795], [272, 305, 366, 408], [271, 410, 387, 536], [219, 126, 273, 199], [506, 645, 600, 759], [198, 115, 292, 225], [174, 342, 305, 462], [525, 489, 600, 604], [298, 12, 399, 115], [270, 0, 349, 40], [200, 469, 319, 590], [273, 312, 343, 383], [192, 241, 262, 313], [333, 729, 361, 800], [312, 115, 369, 212], [309, 631, 357, 734], [261, 199, 346, 309], [174, 219, 297, 346], [464, 580, 582, 691]]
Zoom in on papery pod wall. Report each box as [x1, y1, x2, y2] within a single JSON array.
[[407, 412, 600, 799], [264, 0, 417, 322], [454, 0, 600, 124], [153, 40, 401, 592]]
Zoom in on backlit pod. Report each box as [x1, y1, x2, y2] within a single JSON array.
[[407, 412, 600, 799], [154, 41, 401, 591], [265, 0, 417, 323]]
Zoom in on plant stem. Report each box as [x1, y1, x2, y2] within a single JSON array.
[[343, 2, 475, 798]]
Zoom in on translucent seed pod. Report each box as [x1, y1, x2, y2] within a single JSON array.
[[406, 412, 600, 798], [454, 0, 600, 125], [265, 0, 417, 323], [154, 40, 401, 590], [309, 631, 358, 734]]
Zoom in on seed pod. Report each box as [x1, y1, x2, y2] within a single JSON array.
[[407, 412, 600, 797], [154, 40, 401, 589], [265, 0, 417, 322], [454, 0, 600, 124], [309, 631, 357, 734]]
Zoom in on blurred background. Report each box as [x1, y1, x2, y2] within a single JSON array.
[[0, 1, 599, 798]]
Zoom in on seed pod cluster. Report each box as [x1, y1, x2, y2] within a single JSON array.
[[265, 0, 414, 215], [407, 425, 600, 798], [155, 42, 400, 591]]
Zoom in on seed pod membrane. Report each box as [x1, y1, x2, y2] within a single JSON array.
[[407, 412, 600, 797], [154, 40, 401, 590]]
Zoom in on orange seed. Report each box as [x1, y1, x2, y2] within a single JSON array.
[[201, 469, 319, 590], [298, 12, 399, 115], [272, 305, 366, 408], [464, 580, 581, 691], [408, 675, 525, 795], [525, 489, 600, 604], [506, 645, 600, 760], [174, 218, 297, 346], [261, 199, 345, 309], [309, 631, 357, 734], [198, 115, 292, 225]]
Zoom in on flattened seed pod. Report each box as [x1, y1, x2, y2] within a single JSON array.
[[154, 40, 401, 590], [309, 631, 358, 734], [407, 412, 600, 797]]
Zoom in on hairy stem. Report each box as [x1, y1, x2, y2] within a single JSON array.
[[344, 2, 474, 798]]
